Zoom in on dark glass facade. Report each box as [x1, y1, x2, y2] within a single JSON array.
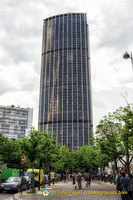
[[38, 13, 93, 150]]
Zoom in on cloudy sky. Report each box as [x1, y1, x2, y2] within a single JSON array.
[[0, 0, 133, 131]]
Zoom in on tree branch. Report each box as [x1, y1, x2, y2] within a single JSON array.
[[129, 155, 133, 165]]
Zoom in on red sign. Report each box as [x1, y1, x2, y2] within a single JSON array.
[[21, 155, 25, 164]]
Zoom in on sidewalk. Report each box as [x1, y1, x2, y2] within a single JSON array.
[[14, 180, 121, 200]]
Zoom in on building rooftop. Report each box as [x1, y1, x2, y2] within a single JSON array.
[[44, 12, 86, 22], [0, 105, 33, 111]]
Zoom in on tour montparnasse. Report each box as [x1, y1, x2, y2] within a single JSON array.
[[38, 13, 93, 151]]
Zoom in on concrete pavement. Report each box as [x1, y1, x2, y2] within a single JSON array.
[[0, 192, 14, 200], [14, 180, 121, 200]]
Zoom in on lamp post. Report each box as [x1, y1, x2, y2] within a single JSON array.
[[123, 52, 133, 71]]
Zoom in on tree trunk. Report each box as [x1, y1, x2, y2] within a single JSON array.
[[48, 165, 51, 186], [38, 169, 40, 190], [38, 160, 42, 190], [114, 158, 117, 171], [125, 143, 130, 176], [31, 162, 36, 193]]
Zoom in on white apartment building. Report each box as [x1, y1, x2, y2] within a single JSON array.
[[0, 105, 33, 139]]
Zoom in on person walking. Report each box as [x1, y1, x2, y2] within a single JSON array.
[[127, 174, 133, 200], [84, 173, 88, 188], [115, 170, 119, 185], [120, 171, 131, 200], [72, 173, 76, 185], [67, 174, 70, 181], [63, 173, 66, 182], [116, 171, 122, 193], [77, 173, 82, 189], [84, 172, 91, 188]]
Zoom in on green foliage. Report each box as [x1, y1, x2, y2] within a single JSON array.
[[115, 104, 133, 150], [0, 104, 132, 174], [0, 133, 23, 168], [22, 128, 42, 163], [10, 105, 15, 108], [73, 146, 109, 172], [53, 146, 74, 172], [95, 104, 133, 173], [39, 132, 56, 164]]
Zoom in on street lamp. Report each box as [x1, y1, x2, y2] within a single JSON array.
[[123, 52, 133, 71]]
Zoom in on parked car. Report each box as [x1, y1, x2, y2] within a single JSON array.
[[0, 176, 27, 193], [23, 176, 31, 189]]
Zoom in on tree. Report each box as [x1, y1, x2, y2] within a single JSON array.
[[0, 133, 5, 168], [53, 145, 74, 172], [38, 131, 56, 186], [21, 128, 57, 188], [73, 146, 103, 172], [21, 128, 42, 192], [0, 134, 23, 168], [96, 117, 124, 170], [96, 104, 133, 175], [114, 104, 133, 175]]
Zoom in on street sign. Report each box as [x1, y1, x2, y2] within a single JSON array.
[[21, 155, 25, 164]]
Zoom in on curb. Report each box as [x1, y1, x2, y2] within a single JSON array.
[[13, 182, 63, 200], [13, 181, 114, 200], [14, 193, 23, 200]]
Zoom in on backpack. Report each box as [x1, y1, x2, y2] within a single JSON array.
[[120, 177, 132, 192]]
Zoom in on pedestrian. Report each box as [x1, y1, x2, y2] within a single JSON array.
[[63, 173, 66, 182], [127, 174, 133, 200], [84, 173, 88, 188], [42, 175, 46, 187], [77, 173, 82, 189], [52, 176, 55, 184], [72, 173, 76, 185], [91, 174, 94, 180], [115, 170, 119, 185], [67, 174, 70, 181], [54, 174, 57, 183], [120, 171, 131, 200], [84, 172, 91, 188], [116, 171, 122, 193], [0, 172, 5, 183]]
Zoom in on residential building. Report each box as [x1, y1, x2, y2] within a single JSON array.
[[0, 105, 33, 139], [38, 13, 93, 150]]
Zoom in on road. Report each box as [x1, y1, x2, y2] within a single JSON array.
[[0, 192, 14, 200], [18, 180, 121, 200]]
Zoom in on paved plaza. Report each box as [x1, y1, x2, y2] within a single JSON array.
[[14, 180, 121, 200]]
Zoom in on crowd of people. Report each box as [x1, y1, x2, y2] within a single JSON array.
[[71, 172, 92, 189], [63, 171, 133, 200]]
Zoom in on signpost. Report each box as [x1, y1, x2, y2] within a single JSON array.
[[20, 155, 25, 194], [21, 155, 25, 165]]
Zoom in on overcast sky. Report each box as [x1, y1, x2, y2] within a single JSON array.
[[0, 0, 133, 131]]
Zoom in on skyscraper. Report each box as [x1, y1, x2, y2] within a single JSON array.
[[38, 13, 93, 150]]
